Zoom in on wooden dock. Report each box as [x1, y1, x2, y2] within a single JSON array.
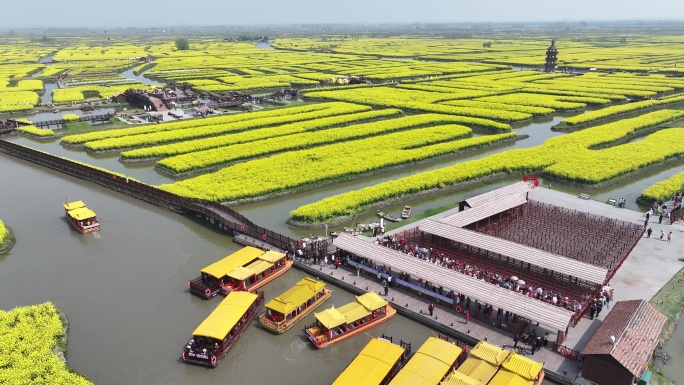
[[292, 260, 580, 385]]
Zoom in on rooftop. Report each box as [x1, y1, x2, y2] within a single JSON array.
[[581, 300, 667, 378]]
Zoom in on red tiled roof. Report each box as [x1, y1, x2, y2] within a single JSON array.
[[581, 300, 667, 378]]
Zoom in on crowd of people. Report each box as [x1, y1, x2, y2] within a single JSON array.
[[647, 190, 683, 225], [373, 235, 588, 314]]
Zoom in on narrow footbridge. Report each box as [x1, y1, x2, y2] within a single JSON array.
[[0, 140, 298, 251]]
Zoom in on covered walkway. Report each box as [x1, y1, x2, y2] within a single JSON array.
[[445, 193, 529, 228], [334, 233, 575, 333]]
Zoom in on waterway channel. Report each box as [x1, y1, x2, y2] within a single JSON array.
[[3, 105, 684, 384], [0, 154, 444, 385]]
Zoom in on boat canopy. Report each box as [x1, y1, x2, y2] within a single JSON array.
[[315, 306, 346, 329], [333, 338, 405, 385], [258, 250, 286, 263], [192, 291, 257, 340], [469, 341, 509, 365], [337, 302, 371, 322], [64, 201, 86, 211], [265, 277, 325, 315], [316, 291, 388, 328], [390, 337, 462, 385], [416, 337, 463, 367], [456, 341, 510, 383], [440, 371, 484, 385], [201, 246, 265, 279], [499, 352, 543, 380], [456, 358, 499, 384], [67, 207, 97, 221], [226, 266, 255, 281], [356, 291, 387, 311], [245, 259, 273, 276], [486, 370, 533, 385]]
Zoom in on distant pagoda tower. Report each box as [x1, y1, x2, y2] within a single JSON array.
[[545, 39, 558, 72]]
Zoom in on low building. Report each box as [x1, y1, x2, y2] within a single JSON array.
[[581, 300, 666, 385], [110, 92, 127, 103]]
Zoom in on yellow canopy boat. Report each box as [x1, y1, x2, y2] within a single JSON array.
[[259, 277, 332, 333]]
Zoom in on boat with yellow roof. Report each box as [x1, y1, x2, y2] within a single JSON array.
[[305, 291, 396, 349], [486, 352, 545, 385], [188, 246, 292, 299], [63, 200, 100, 234], [389, 337, 462, 385], [445, 340, 509, 385], [189, 246, 266, 299], [259, 277, 332, 334], [332, 336, 410, 385], [220, 249, 292, 295], [440, 343, 545, 385], [181, 290, 264, 368]]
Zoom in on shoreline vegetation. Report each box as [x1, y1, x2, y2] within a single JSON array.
[[0, 302, 92, 385], [639, 171, 684, 204], [0, 220, 15, 254], [288, 110, 684, 225], [649, 266, 684, 385], [651, 266, 684, 343]]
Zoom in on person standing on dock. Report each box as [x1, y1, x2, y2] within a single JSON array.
[[465, 309, 470, 324], [668, 231, 672, 243], [428, 303, 435, 316]]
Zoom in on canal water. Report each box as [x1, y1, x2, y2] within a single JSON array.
[[119, 68, 160, 86], [255, 41, 276, 50], [0, 154, 446, 385], [3, 107, 684, 383]]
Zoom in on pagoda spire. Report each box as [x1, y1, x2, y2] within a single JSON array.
[[545, 39, 558, 72]]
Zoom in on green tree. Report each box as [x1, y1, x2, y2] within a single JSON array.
[[175, 37, 190, 50]]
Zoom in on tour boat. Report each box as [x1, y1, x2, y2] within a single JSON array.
[[332, 336, 410, 385], [181, 291, 264, 368], [377, 211, 401, 222], [220, 250, 292, 295], [63, 200, 100, 234], [305, 292, 396, 349], [401, 205, 411, 219], [189, 246, 266, 299], [259, 277, 332, 334]]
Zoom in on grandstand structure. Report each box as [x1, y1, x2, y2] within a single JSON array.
[[403, 181, 642, 323], [334, 181, 643, 342]]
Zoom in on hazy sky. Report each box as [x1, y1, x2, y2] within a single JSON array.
[[5, 0, 684, 29]]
